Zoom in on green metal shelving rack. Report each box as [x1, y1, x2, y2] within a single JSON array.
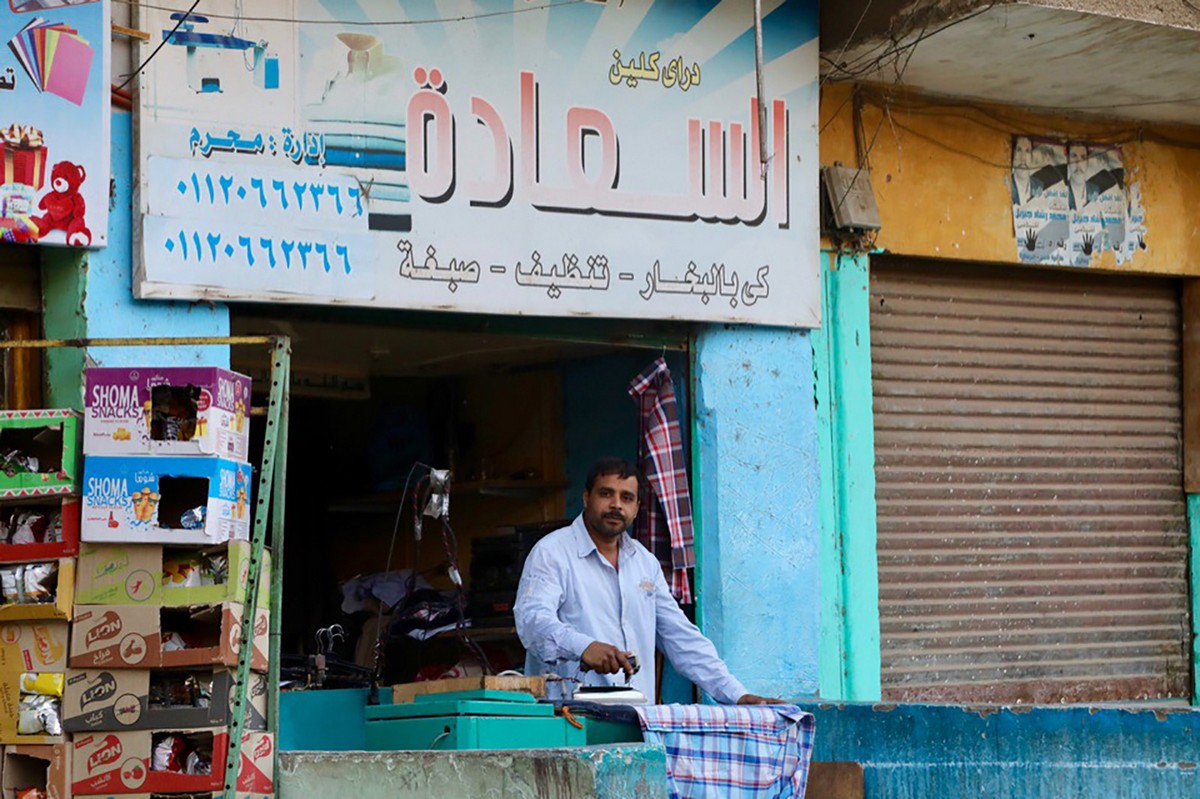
[[0, 335, 290, 799]]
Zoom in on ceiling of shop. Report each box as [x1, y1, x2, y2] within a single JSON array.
[[230, 314, 625, 380], [824, 3, 1200, 126]]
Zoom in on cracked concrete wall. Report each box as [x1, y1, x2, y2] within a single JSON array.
[[823, 0, 1200, 54], [279, 745, 669, 799], [693, 325, 821, 700]]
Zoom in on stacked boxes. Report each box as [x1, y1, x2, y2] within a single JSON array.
[[72, 368, 273, 799], [0, 410, 84, 770]]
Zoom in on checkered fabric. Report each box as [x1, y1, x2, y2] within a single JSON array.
[[629, 357, 695, 604], [636, 704, 816, 799]]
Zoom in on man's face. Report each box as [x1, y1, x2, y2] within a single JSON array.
[[582, 473, 640, 540]]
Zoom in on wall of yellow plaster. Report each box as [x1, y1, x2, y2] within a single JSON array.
[[819, 83, 1200, 276]]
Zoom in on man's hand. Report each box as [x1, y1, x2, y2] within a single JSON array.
[[581, 641, 635, 676], [737, 693, 785, 705]]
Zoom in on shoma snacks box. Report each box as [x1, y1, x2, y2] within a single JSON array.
[[81, 457, 252, 545], [84, 368, 252, 461]]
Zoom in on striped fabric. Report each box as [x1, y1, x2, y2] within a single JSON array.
[[636, 704, 816, 799], [629, 358, 695, 604]]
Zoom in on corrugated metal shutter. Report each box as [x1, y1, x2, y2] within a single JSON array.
[[871, 259, 1189, 704]]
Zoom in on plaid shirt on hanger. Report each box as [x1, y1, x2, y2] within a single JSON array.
[[629, 357, 695, 604]]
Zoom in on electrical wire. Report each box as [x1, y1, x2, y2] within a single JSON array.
[[369, 461, 432, 695], [827, 3, 998, 81], [115, 0, 201, 90], [112, 0, 585, 27], [820, 0, 874, 88]]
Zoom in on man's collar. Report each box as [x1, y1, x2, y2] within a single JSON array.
[[572, 514, 635, 560]]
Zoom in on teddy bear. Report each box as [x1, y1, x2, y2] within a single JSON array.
[[31, 160, 91, 246]]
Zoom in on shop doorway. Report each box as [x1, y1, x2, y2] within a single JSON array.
[[231, 306, 691, 690]]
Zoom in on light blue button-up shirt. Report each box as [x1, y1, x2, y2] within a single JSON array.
[[514, 515, 747, 705]]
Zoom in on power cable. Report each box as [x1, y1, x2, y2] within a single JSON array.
[[115, 0, 200, 90], [112, 0, 585, 27]]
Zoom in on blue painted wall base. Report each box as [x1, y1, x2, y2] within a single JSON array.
[[802, 702, 1200, 798]]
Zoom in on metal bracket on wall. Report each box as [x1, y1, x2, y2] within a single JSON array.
[[0, 335, 290, 799]]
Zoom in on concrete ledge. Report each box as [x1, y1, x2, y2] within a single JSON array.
[[279, 744, 669, 799]]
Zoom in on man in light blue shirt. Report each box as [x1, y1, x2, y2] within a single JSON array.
[[515, 458, 778, 705]]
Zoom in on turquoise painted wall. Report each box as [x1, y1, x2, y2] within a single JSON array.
[[80, 111, 230, 369], [692, 324, 821, 699], [812, 251, 882, 701], [1189, 494, 1200, 704], [803, 702, 1200, 798]]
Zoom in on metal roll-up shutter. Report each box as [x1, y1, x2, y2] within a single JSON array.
[[871, 259, 1189, 704]]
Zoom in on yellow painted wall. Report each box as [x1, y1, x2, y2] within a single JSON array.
[[820, 83, 1200, 275]]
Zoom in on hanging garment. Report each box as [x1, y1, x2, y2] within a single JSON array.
[[629, 357, 695, 604], [636, 704, 816, 799]]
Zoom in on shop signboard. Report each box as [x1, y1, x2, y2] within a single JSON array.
[[0, 0, 110, 247], [134, 0, 820, 327]]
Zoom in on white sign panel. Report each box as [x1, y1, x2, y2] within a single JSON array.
[[136, 0, 820, 326]]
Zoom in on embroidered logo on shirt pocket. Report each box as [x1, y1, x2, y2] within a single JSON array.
[[639, 578, 655, 597]]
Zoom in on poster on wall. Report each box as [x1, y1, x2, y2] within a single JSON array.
[[1010, 138, 1068, 265], [134, 0, 820, 328], [1011, 136, 1146, 267], [0, 0, 110, 247]]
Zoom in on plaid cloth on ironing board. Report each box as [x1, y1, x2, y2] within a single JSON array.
[[636, 704, 816, 799], [629, 357, 695, 604]]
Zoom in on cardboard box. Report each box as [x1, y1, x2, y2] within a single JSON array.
[[0, 411, 81, 500], [72, 728, 274, 796], [0, 621, 69, 673], [81, 457, 252, 545], [76, 542, 271, 609], [69, 607, 160, 670], [0, 622, 70, 745], [0, 497, 82, 564], [64, 668, 268, 733], [392, 675, 547, 703], [70, 604, 268, 672], [163, 543, 271, 610], [78, 795, 271, 799], [160, 604, 269, 672], [73, 544, 161, 606], [0, 558, 75, 622], [4, 743, 70, 799], [84, 367, 252, 460]]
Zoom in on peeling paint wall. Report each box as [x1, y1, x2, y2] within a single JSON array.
[[803, 702, 1200, 798], [813, 252, 882, 702], [693, 325, 821, 699], [820, 83, 1200, 274]]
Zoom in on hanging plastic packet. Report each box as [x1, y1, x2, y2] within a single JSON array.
[[1, 567, 20, 604], [46, 510, 63, 543], [204, 553, 228, 586], [161, 631, 189, 652], [11, 512, 48, 545], [22, 563, 57, 604], [1, 450, 38, 477], [163, 553, 204, 587], [152, 734, 186, 772], [17, 695, 62, 735], [179, 507, 206, 530], [186, 750, 211, 776], [422, 469, 451, 520], [19, 673, 64, 697]]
